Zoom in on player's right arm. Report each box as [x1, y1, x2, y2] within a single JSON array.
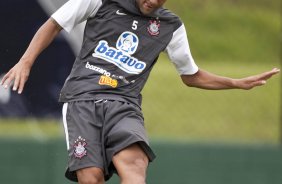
[[1, 18, 62, 94], [1, 0, 102, 94]]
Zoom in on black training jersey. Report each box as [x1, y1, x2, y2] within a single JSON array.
[[53, 0, 197, 106]]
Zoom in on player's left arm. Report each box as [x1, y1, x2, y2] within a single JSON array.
[[165, 24, 280, 90], [181, 68, 280, 90]]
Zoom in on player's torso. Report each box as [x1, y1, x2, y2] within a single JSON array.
[[60, 0, 181, 103]]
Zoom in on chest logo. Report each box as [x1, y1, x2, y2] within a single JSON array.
[[147, 19, 160, 36], [93, 31, 146, 74]]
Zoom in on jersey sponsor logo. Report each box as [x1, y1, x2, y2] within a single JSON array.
[[92, 32, 146, 74], [116, 31, 139, 55], [73, 136, 87, 159], [116, 9, 127, 16], [147, 19, 160, 36], [85, 62, 111, 77], [99, 75, 118, 88]]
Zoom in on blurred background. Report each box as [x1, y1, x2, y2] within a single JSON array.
[[0, 0, 281, 183]]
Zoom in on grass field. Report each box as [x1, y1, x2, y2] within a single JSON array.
[[165, 0, 280, 64], [0, 0, 280, 145], [142, 55, 280, 144]]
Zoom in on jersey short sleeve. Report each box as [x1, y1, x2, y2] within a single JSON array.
[[165, 24, 199, 75], [51, 0, 102, 33]]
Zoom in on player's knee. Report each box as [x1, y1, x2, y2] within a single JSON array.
[[119, 145, 149, 171], [132, 155, 149, 171], [123, 144, 149, 170], [77, 168, 104, 184], [120, 155, 149, 182], [113, 143, 149, 183]]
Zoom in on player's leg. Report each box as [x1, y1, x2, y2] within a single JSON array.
[[76, 167, 105, 184], [62, 101, 107, 183], [104, 100, 155, 182], [112, 143, 149, 184]]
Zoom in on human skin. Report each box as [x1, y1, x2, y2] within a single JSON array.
[[136, 0, 167, 15]]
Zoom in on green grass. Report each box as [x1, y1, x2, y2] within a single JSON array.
[[142, 55, 280, 145], [165, 0, 280, 63], [0, 119, 63, 140]]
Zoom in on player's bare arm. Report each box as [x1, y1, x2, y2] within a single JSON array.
[[181, 68, 280, 90], [1, 18, 62, 94]]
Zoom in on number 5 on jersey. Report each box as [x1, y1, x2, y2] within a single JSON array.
[[132, 20, 138, 30]]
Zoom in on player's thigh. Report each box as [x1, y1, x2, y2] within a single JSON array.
[[112, 143, 149, 176]]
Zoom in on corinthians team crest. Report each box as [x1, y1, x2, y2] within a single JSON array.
[[147, 18, 160, 36], [73, 136, 87, 159]]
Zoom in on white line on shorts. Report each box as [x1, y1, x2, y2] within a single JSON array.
[[62, 103, 70, 150]]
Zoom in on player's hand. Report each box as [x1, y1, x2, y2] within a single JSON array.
[[1, 59, 32, 94], [234, 68, 280, 90]]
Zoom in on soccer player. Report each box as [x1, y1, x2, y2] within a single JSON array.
[[1, 0, 279, 183]]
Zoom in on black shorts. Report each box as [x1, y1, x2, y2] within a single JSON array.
[[62, 99, 155, 182]]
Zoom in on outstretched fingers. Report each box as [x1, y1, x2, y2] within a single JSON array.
[[12, 73, 21, 93], [256, 68, 280, 82], [238, 68, 280, 90], [10, 71, 28, 94], [1, 71, 14, 89], [1, 64, 30, 94], [17, 74, 28, 94]]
